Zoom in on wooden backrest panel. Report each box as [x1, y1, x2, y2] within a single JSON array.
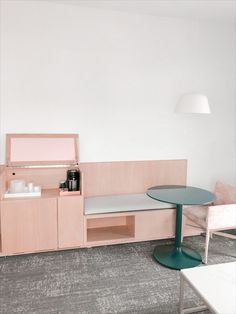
[[80, 159, 187, 197]]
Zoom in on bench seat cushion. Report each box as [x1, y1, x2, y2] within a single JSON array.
[[85, 193, 175, 215]]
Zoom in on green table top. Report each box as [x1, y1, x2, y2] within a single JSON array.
[[146, 185, 215, 206]]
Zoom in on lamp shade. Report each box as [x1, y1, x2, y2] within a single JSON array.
[[175, 93, 211, 114]]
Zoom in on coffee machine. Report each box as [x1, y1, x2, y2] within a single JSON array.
[[66, 169, 80, 191]]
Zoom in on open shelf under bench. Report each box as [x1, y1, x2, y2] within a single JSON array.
[[86, 215, 135, 243], [87, 225, 134, 242]]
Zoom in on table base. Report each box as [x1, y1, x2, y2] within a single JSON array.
[[153, 245, 202, 270]]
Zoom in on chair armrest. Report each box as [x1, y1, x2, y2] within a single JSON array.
[[207, 204, 236, 229]]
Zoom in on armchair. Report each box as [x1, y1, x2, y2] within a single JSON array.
[[183, 181, 236, 263]]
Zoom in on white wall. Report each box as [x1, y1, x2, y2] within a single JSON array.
[[0, 0, 235, 189]]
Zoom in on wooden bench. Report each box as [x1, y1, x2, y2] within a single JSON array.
[[80, 160, 199, 247]]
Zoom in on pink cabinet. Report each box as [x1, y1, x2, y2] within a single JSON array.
[[0, 133, 84, 256], [1, 198, 57, 254], [58, 196, 84, 248]]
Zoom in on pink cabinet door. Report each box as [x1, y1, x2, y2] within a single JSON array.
[[1, 198, 57, 254], [58, 196, 84, 248]]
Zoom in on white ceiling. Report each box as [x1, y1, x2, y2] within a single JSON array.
[[46, 0, 236, 24]]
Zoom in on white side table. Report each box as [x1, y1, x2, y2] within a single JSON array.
[[179, 262, 236, 314]]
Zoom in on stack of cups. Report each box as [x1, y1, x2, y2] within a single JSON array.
[[26, 182, 41, 193], [27, 182, 34, 192]]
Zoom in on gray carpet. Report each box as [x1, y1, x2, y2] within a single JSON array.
[[0, 234, 236, 314]]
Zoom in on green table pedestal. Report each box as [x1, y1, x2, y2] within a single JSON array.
[[153, 245, 202, 270], [153, 204, 202, 270]]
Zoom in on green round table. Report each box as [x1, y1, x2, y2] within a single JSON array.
[[146, 185, 215, 270]]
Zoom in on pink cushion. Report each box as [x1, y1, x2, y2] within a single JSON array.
[[184, 205, 208, 228], [214, 181, 236, 205]]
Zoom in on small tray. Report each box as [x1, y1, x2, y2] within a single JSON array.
[[4, 190, 41, 198], [59, 190, 81, 196]]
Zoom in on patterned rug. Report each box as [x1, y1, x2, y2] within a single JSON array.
[[1, 234, 235, 313]]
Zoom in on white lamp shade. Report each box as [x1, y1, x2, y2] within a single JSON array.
[[175, 93, 211, 114]]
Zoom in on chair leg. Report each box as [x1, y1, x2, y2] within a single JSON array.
[[181, 217, 186, 243], [204, 230, 210, 264]]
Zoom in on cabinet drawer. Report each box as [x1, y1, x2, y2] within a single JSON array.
[[58, 196, 84, 248], [1, 198, 57, 254], [135, 209, 175, 240]]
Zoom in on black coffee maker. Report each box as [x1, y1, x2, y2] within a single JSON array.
[[67, 169, 80, 191]]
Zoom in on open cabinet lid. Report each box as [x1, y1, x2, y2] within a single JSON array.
[[6, 134, 79, 166]]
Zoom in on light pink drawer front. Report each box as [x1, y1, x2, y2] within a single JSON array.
[[135, 209, 175, 241]]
